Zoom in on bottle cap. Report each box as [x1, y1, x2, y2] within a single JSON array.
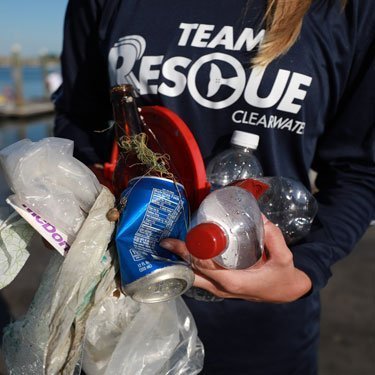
[[186, 223, 228, 259], [230, 130, 259, 150]]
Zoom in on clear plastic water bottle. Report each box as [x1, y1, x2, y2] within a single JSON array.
[[206, 130, 263, 190], [185, 186, 264, 269], [257, 176, 318, 244]]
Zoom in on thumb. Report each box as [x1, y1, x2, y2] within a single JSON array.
[[262, 216, 290, 261], [159, 238, 190, 262]]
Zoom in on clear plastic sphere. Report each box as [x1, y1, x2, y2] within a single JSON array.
[[257, 176, 318, 244]]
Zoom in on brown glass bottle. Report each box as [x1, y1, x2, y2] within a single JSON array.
[[110, 84, 179, 199]]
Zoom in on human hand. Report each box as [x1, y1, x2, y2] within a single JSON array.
[[160, 216, 312, 303]]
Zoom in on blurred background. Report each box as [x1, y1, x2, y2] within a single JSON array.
[[0, 1, 374, 374]]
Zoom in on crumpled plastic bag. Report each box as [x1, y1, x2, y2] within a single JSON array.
[[2, 186, 116, 375], [0, 208, 34, 289], [2, 186, 204, 375], [0, 137, 101, 242], [81, 293, 140, 375], [82, 294, 204, 375]]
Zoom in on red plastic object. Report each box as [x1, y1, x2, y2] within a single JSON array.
[[186, 222, 228, 259], [230, 178, 270, 200], [103, 105, 211, 211]]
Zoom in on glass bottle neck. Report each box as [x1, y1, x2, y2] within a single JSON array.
[[110, 84, 143, 137]]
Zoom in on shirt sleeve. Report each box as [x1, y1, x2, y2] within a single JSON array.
[[53, 0, 114, 165], [291, 11, 375, 290]]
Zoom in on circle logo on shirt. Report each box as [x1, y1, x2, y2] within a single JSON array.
[[187, 53, 246, 109], [108, 35, 146, 87]]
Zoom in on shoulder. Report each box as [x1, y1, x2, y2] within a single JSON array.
[[307, 0, 374, 52], [66, 0, 119, 17], [345, 0, 375, 38], [309, 0, 375, 26], [65, 0, 122, 33]]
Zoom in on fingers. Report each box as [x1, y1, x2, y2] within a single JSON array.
[[160, 238, 220, 269], [263, 217, 292, 264], [159, 234, 290, 301], [160, 238, 190, 261], [159, 239, 236, 298], [194, 273, 261, 301], [194, 266, 248, 295], [159, 238, 238, 298], [193, 274, 224, 295], [193, 274, 240, 299]]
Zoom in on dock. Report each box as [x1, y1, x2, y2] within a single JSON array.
[[0, 48, 59, 120], [0, 101, 54, 119]]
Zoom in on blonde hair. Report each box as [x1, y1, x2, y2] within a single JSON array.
[[254, 0, 347, 66]]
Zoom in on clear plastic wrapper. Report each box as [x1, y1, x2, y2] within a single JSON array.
[[0, 210, 34, 289], [2, 187, 116, 374], [82, 294, 141, 375], [257, 176, 318, 244], [83, 295, 204, 375], [0, 137, 101, 242]]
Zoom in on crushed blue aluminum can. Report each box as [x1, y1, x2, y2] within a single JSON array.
[[115, 176, 194, 303]]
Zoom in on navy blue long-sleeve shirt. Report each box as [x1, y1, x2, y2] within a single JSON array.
[[54, 1, 375, 373]]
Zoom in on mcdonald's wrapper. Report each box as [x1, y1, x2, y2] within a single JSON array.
[[6, 195, 71, 255]]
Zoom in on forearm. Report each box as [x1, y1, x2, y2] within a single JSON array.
[[54, 111, 113, 165], [291, 175, 375, 291], [53, 0, 113, 165]]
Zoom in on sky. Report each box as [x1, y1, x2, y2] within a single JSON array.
[[0, 0, 69, 57]]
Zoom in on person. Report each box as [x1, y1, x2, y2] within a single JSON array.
[[54, 0, 375, 373]]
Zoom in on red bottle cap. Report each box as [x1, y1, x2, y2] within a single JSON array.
[[186, 223, 227, 259]]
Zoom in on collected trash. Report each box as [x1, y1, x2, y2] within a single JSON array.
[[0, 209, 34, 289], [257, 176, 318, 244], [204, 131, 317, 244], [2, 185, 204, 374], [2, 187, 116, 374], [206, 130, 263, 190], [83, 294, 204, 375], [116, 176, 194, 303], [0, 131, 204, 374], [110, 85, 194, 303], [186, 186, 264, 269], [0, 94, 316, 373], [0, 137, 102, 251]]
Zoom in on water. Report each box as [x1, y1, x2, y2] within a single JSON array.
[[0, 115, 53, 147], [0, 65, 60, 101]]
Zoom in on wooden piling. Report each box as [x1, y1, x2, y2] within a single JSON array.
[[40, 52, 50, 99], [10, 44, 24, 107]]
